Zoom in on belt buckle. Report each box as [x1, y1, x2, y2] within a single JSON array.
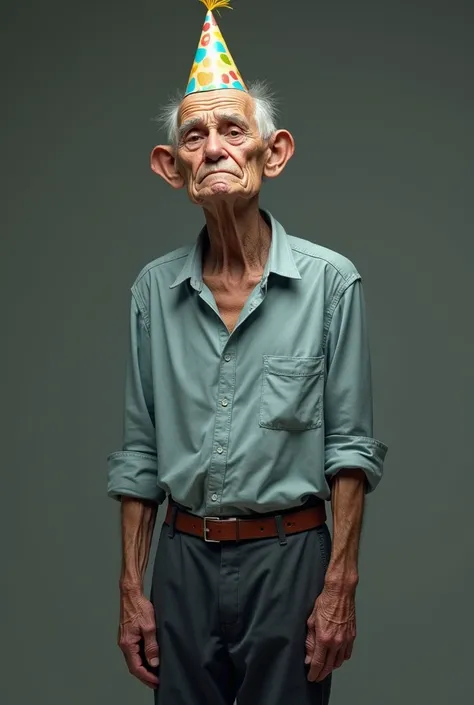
[[203, 516, 220, 542], [203, 516, 237, 542]]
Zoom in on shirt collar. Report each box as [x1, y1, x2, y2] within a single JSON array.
[[169, 226, 206, 291], [169, 209, 301, 290]]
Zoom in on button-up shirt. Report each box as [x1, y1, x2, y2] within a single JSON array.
[[107, 210, 388, 516]]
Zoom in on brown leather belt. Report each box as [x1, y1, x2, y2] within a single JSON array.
[[164, 501, 326, 542]]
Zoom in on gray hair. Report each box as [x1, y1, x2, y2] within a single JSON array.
[[154, 80, 279, 147]]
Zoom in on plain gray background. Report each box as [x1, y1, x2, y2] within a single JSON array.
[[2, 0, 472, 703]]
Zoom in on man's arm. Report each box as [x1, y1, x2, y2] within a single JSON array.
[[117, 496, 160, 689], [107, 289, 165, 690], [119, 496, 158, 593], [326, 468, 365, 595], [306, 275, 388, 682]]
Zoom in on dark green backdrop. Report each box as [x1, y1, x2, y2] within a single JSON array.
[[2, 0, 472, 703]]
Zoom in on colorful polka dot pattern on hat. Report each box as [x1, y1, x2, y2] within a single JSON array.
[[185, 11, 247, 96]]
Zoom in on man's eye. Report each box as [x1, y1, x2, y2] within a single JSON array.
[[186, 134, 202, 143], [229, 129, 242, 137]]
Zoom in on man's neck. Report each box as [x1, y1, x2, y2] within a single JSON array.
[[202, 198, 271, 284]]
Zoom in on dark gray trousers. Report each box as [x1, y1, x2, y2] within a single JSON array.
[[150, 513, 332, 705]]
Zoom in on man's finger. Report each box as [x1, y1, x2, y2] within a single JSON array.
[[123, 643, 142, 674], [134, 665, 160, 689], [143, 629, 160, 667], [128, 662, 159, 689], [332, 646, 346, 670], [344, 641, 354, 661], [124, 644, 159, 688], [304, 619, 316, 665], [307, 639, 327, 682], [314, 644, 338, 683]]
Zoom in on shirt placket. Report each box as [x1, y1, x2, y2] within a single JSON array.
[[201, 279, 268, 515], [205, 328, 237, 514]]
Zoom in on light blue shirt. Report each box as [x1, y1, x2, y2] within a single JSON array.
[[107, 210, 388, 516]]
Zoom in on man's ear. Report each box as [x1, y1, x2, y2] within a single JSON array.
[[150, 145, 185, 189], [263, 130, 295, 180]]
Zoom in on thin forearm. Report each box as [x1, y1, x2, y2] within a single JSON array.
[[325, 469, 366, 591], [119, 496, 158, 592]]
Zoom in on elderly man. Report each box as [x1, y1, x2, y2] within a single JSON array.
[[107, 3, 388, 704]]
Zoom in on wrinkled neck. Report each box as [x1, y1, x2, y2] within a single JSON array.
[[202, 198, 271, 283]]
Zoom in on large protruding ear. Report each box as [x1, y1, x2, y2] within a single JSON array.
[[263, 129, 295, 180], [150, 145, 185, 189]]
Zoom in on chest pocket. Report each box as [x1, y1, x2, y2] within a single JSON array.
[[259, 355, 324, 431]]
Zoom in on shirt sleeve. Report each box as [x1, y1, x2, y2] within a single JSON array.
[[324, 276, 388, 493], [107, 291, 166, 504]]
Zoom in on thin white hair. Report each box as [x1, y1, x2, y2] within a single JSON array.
[[153, 80, 279, 146]]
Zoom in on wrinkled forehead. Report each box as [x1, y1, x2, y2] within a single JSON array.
[[178, 89, 256, 131]]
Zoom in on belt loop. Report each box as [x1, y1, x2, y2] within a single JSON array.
[[168, 505, 178, 538], [274, 515, 287, 546]]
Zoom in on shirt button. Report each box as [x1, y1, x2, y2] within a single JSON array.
[[221, 398, 228, 407], [224, 354, 231, 362], [211, 493, 218, 501], [216, 446, 224, 454]]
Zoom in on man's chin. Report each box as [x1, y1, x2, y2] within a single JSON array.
[[211, 180, 233, 192], [193, 183, 244, 203]]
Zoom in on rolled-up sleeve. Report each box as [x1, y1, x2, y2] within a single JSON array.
[[107, 291, 166, 504], [324, 276, 388, 493]]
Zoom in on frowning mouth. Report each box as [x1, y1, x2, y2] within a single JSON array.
[[199, 171, 238, 183]]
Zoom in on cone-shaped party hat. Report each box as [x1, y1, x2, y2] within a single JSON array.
[[184, 0, 247, 97]]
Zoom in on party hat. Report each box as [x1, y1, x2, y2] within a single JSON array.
[[184, 0, 247, 96]]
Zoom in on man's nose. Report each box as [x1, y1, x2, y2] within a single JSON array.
[[204, 130, 226, 162]]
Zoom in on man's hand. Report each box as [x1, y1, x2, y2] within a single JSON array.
[[305, 585, 357, 682], [305, 468, 365, 681], [118, 587, 160, 689]]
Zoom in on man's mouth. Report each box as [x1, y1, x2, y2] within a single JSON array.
[[199, 170, 236, 183]]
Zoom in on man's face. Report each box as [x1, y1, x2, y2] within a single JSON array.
[[175, 89, 269, 205]]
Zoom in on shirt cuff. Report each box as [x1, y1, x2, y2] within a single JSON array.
[[324, 434, 389, 493], [107, 450, 166, 503]]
